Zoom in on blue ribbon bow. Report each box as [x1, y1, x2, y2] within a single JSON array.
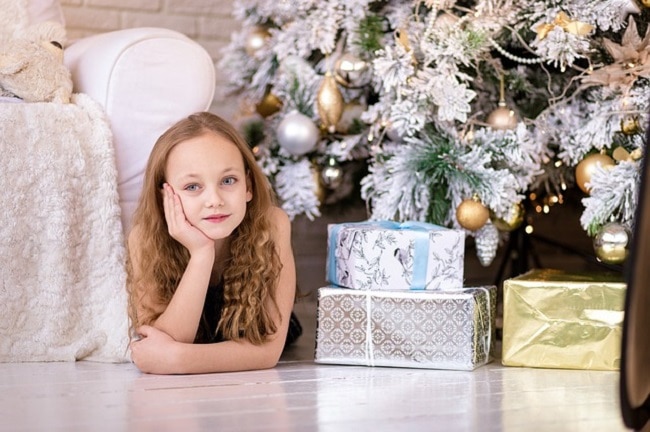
[[327, 220, 445, 290]]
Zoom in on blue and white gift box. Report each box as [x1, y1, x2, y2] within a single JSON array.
[[326, 221, 465, 291], [314, 285, 496, 370]]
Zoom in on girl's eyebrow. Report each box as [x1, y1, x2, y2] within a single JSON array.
[[175, 173, 201, 181], [176, 167, 243, 181]]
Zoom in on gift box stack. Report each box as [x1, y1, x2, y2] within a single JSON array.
[[501, 268, 626, 371], [314, 221, 497, 371]]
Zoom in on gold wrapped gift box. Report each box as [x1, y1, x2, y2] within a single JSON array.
[[502, 268, 626, 370]]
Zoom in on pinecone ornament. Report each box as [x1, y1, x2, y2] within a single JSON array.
[[475, 222, 499, 267]]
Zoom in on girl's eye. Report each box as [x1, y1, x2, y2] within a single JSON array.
[[222, 177, 237, 186], [185, 184, 200, 192]]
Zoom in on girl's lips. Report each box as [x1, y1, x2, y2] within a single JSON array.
[[204, 214, 229, 222]]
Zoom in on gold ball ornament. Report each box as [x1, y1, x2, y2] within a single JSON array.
[[593, 222, 630, 264], [487, 75, 517, 130], [640, 0, 650, 7], [245, 26, 271, 56], [255, 91, 283, 118], [486, 104, 518, 130], [575, 153, 615, 194], [317, 72, 344, 133], [620, 115, 641, 135], [456, 197, 490, 231], [334, 53, 372, 88], [490, 202, 525, 232]]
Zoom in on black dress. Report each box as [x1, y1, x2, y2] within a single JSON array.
[[194, 283, 302, 348]]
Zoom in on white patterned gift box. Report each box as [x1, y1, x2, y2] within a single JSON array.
[[326, 221, 465, 291], [314, 285, 496, 371]]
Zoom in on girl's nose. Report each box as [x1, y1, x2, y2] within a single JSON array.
[[205, 188, 224, 208]]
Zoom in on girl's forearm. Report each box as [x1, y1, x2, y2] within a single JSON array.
[[153, 251, 214, 343], [168, 337, 285, 375]]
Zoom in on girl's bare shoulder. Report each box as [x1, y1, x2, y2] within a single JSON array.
[[267, 206, 291, 236]]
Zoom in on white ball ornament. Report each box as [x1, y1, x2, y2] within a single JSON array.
[[276, 111, 320, 156]]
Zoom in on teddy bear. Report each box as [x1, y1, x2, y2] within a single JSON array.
[[0, 20, 73, 103]]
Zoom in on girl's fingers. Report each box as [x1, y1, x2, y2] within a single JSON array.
[[163, 183, 182, 233], [136, 325, 152, 338], [172, 191, 185, 220], [162, 184, 172, 216], [162, 184, 197, 244]]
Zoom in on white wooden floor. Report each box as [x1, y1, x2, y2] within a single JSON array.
[[0, 300, 632, 432]]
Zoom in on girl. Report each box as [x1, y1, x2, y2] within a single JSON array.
[[127, 112, 300, 374]]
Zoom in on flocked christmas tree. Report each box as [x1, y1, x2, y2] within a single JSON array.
[[219, 0, 649, 266]]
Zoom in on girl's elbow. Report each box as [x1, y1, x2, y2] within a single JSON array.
[[258, 357, 280, 370], [262, 350, 282, 369], [259, 341, 284, 369]]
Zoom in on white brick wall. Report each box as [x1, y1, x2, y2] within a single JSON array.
[[60, 0, 240, 121]]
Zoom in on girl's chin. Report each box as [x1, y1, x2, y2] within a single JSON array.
[[198, 226, 234, 240]]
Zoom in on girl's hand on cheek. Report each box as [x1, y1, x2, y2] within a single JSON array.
[[130, 325, 181, 374], [162, 183, 214, 255]]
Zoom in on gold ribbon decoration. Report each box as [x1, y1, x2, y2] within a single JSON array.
[[535, 12, 594, 40]]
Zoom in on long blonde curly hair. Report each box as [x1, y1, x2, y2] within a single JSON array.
[[126, 112, 282, 345]]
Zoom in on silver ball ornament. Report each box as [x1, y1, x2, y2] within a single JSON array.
[[593, 222, 630, 264], [334, 53, 372, 88], [320, 157, 343, 189], [276, 111, 320, 156]]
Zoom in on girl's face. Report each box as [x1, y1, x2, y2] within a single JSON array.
[[164, 132, 252, 240]]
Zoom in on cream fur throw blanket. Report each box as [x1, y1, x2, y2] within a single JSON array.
[[0, 94, 130, 362]]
